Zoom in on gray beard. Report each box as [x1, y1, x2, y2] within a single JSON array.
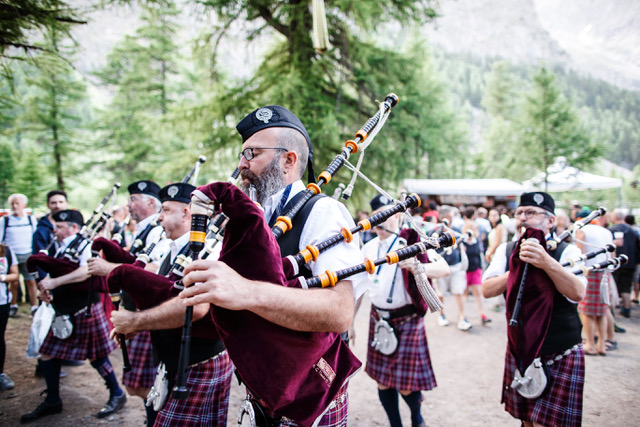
[[238, 157, 286, 206]]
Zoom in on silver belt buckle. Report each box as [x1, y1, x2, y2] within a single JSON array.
[[376, 309, 390, 319]]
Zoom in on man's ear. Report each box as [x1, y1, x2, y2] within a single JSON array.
[[282, 150, 298, 175]]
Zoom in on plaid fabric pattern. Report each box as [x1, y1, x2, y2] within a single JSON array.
[[40, 303, 117, 361], [365, 308, 437, 391], [578, 271, 608, 317], [122, 330, 155, 388], [155, 350, 233, 427], [502, 345, 584, 427]]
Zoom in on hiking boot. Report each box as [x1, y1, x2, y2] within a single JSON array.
[[0, 373, 14, 390]]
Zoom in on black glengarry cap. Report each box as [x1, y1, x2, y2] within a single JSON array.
[[159, 183, 196, 204], [236, 105, 315, 183]]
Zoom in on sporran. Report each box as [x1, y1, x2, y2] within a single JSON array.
[[510, 357, 548, 399], [371, 318, 398, 355], [51, 314, 73, 340], [146, 362, 169, 411]]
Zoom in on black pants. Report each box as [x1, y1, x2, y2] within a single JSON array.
[[0, 304, 9, 372]]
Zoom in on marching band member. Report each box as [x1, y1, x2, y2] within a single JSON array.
[[110, 182, 233, 427], [21, 210, 125, 423], [88, 180, 167, 425], [361, 194, 449, 427], [482, 192, 586, 427], [179, 105, 370, 426]]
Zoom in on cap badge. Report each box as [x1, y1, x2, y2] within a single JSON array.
[[380, 195, 389, 205], [59, 213, 68, 220], [168, 186, 179, 198], [255, 108, 273, 124], [533, 193, 544, 205], [138, 182, 147, 191]]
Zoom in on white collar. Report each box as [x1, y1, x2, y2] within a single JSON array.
[[136, 213, 159, 234], [171, 231, 190, 252]]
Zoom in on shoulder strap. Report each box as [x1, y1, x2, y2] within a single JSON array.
[[505, 241, 516, 272]]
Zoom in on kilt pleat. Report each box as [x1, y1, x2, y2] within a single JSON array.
[[578, 271, 608, 317], [365, 309, 437, 391], [502, 345, 584, 427], [39, 303, 117, 361], [155, 350, 234, 427], [122, 330, 155, 389]]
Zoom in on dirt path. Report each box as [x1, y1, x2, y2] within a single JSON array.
[[1, 295, 638, 426]]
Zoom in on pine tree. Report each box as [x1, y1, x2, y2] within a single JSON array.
[[196, 1, 469, 205], [16, 22, 87, 191], [93, 0, 184, 181], [514, 67, 602, 187]]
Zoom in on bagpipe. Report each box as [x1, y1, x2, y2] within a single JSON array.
[[27, 183, 121, 284], [61, 183, 122, 263], [173, 182, 362, 427], [509, 207, 607, 327], [94, 156, 209, 265]]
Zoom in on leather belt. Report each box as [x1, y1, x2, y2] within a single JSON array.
[[372, 304, 416, 320]]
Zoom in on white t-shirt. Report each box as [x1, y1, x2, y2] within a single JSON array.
[[0, 214, 36, 255], [1, 247, 18, 305]]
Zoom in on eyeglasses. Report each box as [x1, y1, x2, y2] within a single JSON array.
[[515, 208, 549, 219], [237, 147, 288, 161]]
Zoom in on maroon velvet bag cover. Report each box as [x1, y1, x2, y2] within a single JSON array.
[[92, 237, 136, 264], [107, 257, 219, 341], [27, 253, 108, 294], [194, 182, 361, 427], [400, 228, 430, 317], [505, 228, 555, 372]]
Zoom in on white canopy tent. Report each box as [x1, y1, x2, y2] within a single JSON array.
[[403, 178, 526, 197], [522, 157, 623, 206], [522, 163, 623, 192]]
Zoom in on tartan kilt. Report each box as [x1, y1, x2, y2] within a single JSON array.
[[40, 303, 117, 361], [122, 330, 155, 389], [578, 271, 608, 317], [502, 345, 584, 427], [275, 384, 349, 427], [155, 350, 234, 427], [365, 309, 437, 391]]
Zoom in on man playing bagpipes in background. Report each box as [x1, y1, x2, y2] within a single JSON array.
[[88, 180, 167, 425], [482, 192, 587, 427], [178, 105, 370, 426], [21, 210, 126, 423], [361, 194, 450, 427], [109, 182, 234, 427]]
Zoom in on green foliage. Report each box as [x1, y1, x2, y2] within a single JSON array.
[[513, 67, 601, 184], [0, 0, 85, 58], [0, 140, 16, 207], [13, 23, 88, 191], [197, 0, 461, 206], [93, 0, 185, 181]]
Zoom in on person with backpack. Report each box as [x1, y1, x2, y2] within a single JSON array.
[[482, 192, 586, 427], [0, 194, 38, 317]]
